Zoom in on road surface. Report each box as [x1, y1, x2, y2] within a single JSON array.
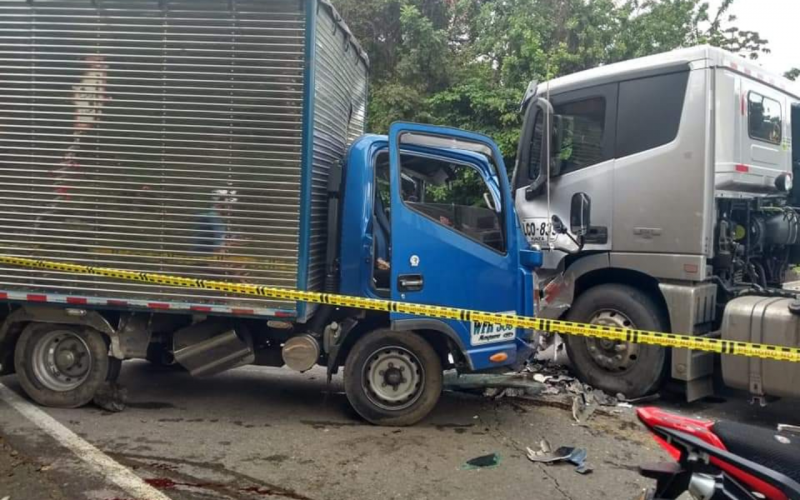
[[0, 362, 795, 500]]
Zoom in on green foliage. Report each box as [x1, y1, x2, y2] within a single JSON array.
[[336, 0, 771, 200], [785, 69, 800, 82], [426, 166, 486, 206]]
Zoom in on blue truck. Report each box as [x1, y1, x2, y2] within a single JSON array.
[[0, 0, 549, 425]]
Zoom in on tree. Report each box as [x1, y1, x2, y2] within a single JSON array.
[[336, 0, 771, 196], [785, 68, 800, 82]]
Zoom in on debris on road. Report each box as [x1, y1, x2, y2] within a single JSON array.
[[0, 436, 66, 500], [443, 371, 544, 397], [523, 361, 658, 417], [526, 440, 592, 475], [462, 453, 501, 470], [572, 392, 597, 424], [444, 360, 660, 420], [92, 382, 128, 412], [615, 393, 660, 404]]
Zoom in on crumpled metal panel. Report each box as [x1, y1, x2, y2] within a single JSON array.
[[0, 0, 305, 311], [308, 5, 368, 298]]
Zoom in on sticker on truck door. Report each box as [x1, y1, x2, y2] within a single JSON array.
[[521, 217, 554, 244], [470, 312, 516, 345]]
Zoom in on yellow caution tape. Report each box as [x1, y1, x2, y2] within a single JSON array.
[[0, 254, 798, 363]]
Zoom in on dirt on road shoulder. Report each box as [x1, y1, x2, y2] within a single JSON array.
[[0, 435, 66, 500]]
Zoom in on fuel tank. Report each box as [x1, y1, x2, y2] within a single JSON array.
[[721, 296, 800, 398]]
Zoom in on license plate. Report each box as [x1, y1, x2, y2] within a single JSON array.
[[470, 312, 516, 346], [521, 217, 554, 244]]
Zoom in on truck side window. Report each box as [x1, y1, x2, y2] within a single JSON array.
[[616, 71, 689, 157], [400, 154, 505, 253], [528, 97, 606, 178], [748, 92, 782, 145]]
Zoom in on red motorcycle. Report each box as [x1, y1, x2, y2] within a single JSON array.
[[636, 407, 800, 500]]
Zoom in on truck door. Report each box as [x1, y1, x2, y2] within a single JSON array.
[[387, 123, 524, 370], [514, 84, 617, 265]]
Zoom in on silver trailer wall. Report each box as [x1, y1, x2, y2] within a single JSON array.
[[303, 0, 368, 318], [0, 0, 368, 318]]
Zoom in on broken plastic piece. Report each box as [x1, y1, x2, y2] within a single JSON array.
[[572, 393, 597, 424], [566, 447, 587, 466], [590, 388, 618, 406], [533, 373, 549, 383], [538, 439, 551, 454], [527, 442, 591, 474], [463, 453, 501, 469], [527, 446, 575, 463]]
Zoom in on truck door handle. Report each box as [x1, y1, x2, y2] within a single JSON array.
[[398, 274, 424, 292]]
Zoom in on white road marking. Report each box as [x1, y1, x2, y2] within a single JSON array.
[[0, 383, 172, 500]]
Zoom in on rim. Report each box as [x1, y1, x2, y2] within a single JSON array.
[[31, 329, 93, 392], [362, 346, 425, 411], [585, 310, 640, 373]]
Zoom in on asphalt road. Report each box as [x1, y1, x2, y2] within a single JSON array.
[[0, 361, 671, 500], [0, 362, 796, 500]]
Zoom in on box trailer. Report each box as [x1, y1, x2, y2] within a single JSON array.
[[0, 0, 367, 320], [0, 0, 542, 425]]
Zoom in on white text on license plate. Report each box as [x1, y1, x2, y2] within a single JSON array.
[[470, 313, 516, 346], [521, 217, 554, 243]]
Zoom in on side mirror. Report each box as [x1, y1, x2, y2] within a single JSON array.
[[524, 97, 555, 200], [570, 192, 591, 236]]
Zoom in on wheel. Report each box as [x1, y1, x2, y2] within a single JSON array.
[[14, 323, 115, 408], [344, 329, 442, 426], [564, 284, 668, 398]]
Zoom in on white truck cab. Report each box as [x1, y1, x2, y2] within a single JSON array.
[[514, 45, 800, 401]]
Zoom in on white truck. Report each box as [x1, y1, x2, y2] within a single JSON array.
[[514, 46, 800, 401]]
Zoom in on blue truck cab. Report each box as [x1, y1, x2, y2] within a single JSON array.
[[326, 123, 541, 424]]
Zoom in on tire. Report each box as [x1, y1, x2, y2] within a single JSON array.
[[14, 323, 114, 408], [106, 357, 122, 382], [344, 329, 442, 426], [564, 284, 668, 398]]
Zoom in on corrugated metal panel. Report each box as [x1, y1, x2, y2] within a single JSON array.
[[307, 4, 368, 298], [0, 0, 305, 311]]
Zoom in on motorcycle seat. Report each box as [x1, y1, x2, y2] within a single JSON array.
[[712, 420, 800, 483]]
